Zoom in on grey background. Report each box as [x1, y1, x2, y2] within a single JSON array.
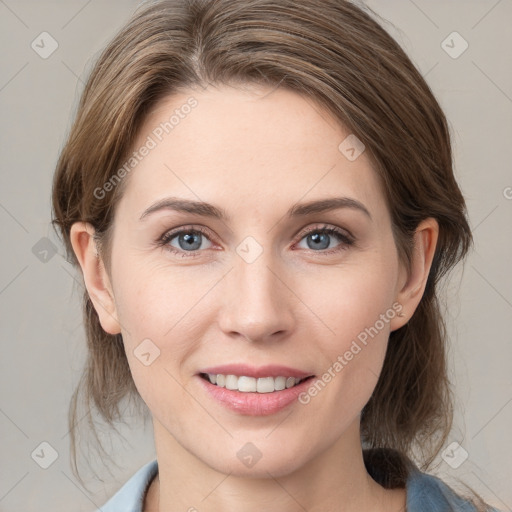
[[0, 0, 511, 510]]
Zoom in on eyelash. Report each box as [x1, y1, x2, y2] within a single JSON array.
[[156, 224, 355, 259]]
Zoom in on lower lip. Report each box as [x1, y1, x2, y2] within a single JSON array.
[[197, 375, 315, 416]]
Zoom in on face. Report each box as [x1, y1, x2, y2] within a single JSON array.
[[95, 83, 410, 477]]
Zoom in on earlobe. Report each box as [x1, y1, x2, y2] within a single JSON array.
[[390, 218, 439, 331], [69, 222, 121, 335]]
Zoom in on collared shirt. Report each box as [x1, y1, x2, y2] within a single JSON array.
[[95, 457, 500, 512]]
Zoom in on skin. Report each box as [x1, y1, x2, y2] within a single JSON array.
[[70, 83, 438, 512]]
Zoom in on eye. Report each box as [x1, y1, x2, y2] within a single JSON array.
[[156, 223, 355, 259], [158, 226, 214, 258], [294, 224, 354, 254]]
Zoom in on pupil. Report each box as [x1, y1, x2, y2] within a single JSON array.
[[181, 232, 201, 250], [309, 232, 329, 250]]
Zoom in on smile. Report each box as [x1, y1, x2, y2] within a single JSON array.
[[199, 373, 313, 393]]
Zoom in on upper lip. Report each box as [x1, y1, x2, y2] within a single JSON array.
[[198, 364, 314, 379]]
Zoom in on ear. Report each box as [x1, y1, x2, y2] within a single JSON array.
[[69, 222, 121, 335], [390, 218, 439, 331]]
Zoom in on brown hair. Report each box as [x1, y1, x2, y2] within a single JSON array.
[[52, 0, 479, 502]]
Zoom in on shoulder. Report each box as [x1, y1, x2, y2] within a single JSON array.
[[363, 448, 501, 512], [406, 470, 483, 512], [95, 459, 158, 512]]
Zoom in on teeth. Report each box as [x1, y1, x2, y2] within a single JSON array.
[[274, 376, 286, 391], [285, 377, 296, 389], [238, 376, 257, 392], [225, 374, 238, 390], [206, 373, 307, 393], [257, 377, 274, 393]]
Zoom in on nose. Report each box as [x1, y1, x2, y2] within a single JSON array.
[[217, 249, 295, 344]]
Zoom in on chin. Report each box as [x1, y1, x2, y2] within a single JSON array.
[[194, 438, 312, 479]]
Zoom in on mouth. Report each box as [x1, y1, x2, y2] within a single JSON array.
[[196, 366, 317, 415], [199, 373, 315, 393]]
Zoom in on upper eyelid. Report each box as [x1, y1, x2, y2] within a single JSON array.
[[162, 224, 213, 240], [294, 223, 353, 240]]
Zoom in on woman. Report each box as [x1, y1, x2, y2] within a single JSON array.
[[51, 0, 500, 510]]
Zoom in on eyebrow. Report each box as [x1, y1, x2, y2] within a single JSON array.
[[139, 196, 372, 222]]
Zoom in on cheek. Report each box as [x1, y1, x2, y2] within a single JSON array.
[[110, 257, 220, 404], [298, 254, 397, 414], [113, 267, 201, 427], [112, 254, 215, 339], [307, 251, 398, 347]]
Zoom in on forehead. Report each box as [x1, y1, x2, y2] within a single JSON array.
[[116, 83, 387, 222]]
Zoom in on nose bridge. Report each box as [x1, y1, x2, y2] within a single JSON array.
[[219, 245, 294, 342]]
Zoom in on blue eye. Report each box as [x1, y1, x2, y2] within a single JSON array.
[[296, 226, 353, 253], [157, 224, 354, 258], [159, 226, 213, 257]]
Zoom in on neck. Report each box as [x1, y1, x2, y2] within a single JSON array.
[[144, 419, 406, 512]]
